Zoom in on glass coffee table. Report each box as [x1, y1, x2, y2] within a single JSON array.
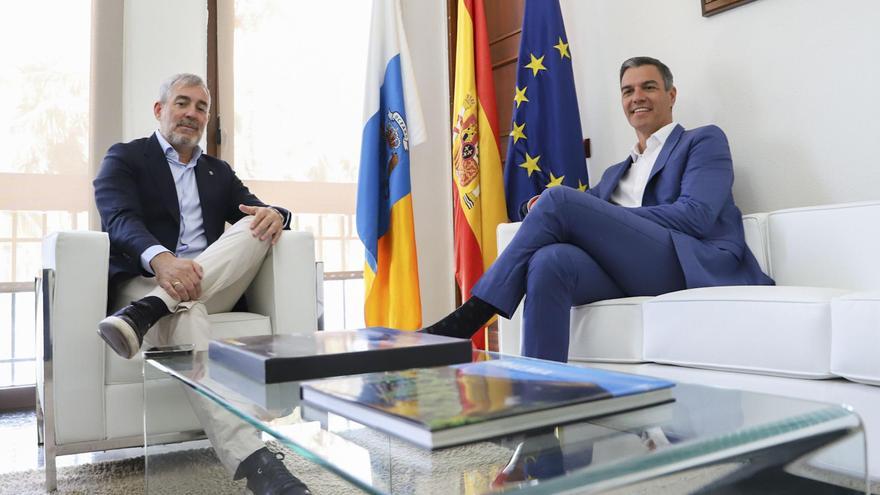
[[143, 351, 868, 494]]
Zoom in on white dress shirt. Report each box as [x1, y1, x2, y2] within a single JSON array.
[[610, 122, 678, 208], [140, 131, 208, 273]]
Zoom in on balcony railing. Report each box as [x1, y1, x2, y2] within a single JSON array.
[[0, 272, 365, 389], [0, 281, 36, 388]]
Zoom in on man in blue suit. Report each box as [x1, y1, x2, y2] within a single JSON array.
[[426, 57, 774, 361], [93, 74, 310, 494]]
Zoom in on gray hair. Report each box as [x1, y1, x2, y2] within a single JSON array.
[[158, 73, 210, 103], [619, 57, 674, 90]]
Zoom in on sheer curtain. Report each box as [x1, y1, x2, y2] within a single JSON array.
[[218, 0, 373, 329], [0, 0, 92, 388]]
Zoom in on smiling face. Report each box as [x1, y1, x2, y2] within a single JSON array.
[[620, 64, 676, 147], [153, 82, 210, 159]]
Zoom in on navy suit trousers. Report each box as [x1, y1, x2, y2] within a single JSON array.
[[472, 187, 687, 362]]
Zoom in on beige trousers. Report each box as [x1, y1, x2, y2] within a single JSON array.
[[115, 217, 270, 474]]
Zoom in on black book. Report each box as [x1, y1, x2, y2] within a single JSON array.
[[301, 355, 675, 449], [207, 328, 473, 383], [207, 360, 301, 411]]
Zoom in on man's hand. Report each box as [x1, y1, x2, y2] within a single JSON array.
[[150, 252, 204, 302], [239, 204, 284, 245]]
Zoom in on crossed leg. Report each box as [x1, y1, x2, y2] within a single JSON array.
[[473, 187, 687, 361], [114, 217, 270, 473]]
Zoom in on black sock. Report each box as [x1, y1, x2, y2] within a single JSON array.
[[422, 296, 497, 339]]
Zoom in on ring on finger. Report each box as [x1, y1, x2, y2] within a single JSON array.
[[172, 280, 183, 287]]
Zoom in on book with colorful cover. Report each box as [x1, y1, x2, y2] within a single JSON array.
[[300, 355, 675, 449], [208, 328, 473, 384]]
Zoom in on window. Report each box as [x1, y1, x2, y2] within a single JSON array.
[[0, 0, 92, 388], [223, 0, 372, 329]]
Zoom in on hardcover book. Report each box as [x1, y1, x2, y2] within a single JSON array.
[[207, 360, 301, 412], [207, 328, 473, 383], [301, 355, 675, 449]]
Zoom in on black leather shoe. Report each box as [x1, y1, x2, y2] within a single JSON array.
[[97, 296, 168, 359], [234, 447, 311, 495]]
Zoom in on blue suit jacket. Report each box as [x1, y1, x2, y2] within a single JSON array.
[[93, 134, 290, 292], [588, 124, 773, 288]]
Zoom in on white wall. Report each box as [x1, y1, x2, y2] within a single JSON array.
[[562, 0, 880, 213], [401, 2, 456, 324], [122, 0, 208, 141]]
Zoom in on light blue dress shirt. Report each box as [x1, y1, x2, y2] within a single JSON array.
[[140, 131, 208, 273]]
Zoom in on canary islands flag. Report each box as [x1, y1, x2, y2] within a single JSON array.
[[504, 0, 587, 221], [356, 0, 426, 330]]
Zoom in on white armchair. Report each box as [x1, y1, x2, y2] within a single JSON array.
[[37, 230, 318, 491]]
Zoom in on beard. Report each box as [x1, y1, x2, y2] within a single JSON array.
[[168, 130, 200, 147], [164, 118, 203, 148]]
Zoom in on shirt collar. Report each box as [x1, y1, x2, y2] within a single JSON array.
[[154, 130, 202, 167], [630, 122, 678, 162]]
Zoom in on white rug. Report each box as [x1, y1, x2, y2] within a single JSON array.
[[0, 446, 362, 495], [1, 442, 873, 494], [0, 448, 239, 495]]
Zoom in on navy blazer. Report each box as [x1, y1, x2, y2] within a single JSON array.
[[94, 134, 290, 292], [588, 124, 773, 288]]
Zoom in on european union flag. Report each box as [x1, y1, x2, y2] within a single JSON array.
[[503, 0, 587, 221]]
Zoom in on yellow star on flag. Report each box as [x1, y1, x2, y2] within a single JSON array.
[[553, 37, 570, 59], [518, 153, 541, 177], [546, 172, 565, 188], [509, 122, 527, 144], [577, 179, 588, 192], [524, 53, 547, 77], [513, 86, 529, 108]]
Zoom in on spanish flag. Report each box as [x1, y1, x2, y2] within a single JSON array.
[[356, 0, 426, 330], [452, 0, 508, 349]]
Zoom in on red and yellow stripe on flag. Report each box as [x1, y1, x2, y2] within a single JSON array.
[[451, 0, 508, 349]]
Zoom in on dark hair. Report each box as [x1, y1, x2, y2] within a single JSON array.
[[619, 57, 674, 90]]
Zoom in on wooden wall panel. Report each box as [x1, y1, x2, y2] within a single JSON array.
[[484, 0, 523, 37], [493, 60, 518, 158], [488, 34, 519, 69], [486, 0, 524, 149]]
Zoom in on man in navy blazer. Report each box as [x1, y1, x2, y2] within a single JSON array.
[[426, 57, 773, 361], [96, 128, 289, 297], [93, 74, 310, 494]]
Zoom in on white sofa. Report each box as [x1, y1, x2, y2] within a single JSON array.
[[498, 200, 880, 483], [38, 230, 319, 491]]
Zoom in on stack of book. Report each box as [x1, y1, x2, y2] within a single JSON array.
[[300, 355, 674, 449], [207, 327, 473, 383]]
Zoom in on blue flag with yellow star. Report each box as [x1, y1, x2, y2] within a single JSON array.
[[504, 0, 587, 221]]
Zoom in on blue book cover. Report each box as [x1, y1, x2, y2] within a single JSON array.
[[301, 355, 674, 449], [208, 328, 473, 384]]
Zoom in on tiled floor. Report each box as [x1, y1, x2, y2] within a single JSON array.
[[0, 408, 183, 475]]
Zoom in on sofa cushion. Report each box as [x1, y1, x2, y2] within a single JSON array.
[[207, 311, 272, 338], [831, 291, 880, 386], [767, 201, 880, 288], [568, 297, 652, 363], [106, 312, 271, 385], [106, 381, 203, 439], [643, 286, 849, 378]]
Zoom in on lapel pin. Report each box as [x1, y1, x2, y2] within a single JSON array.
[[209, 170, 214, 175]]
